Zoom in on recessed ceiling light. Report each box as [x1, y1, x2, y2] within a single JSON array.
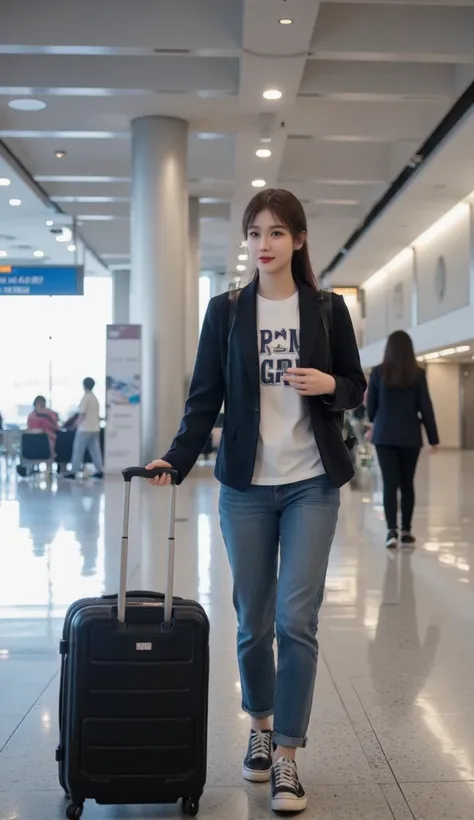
[[240, 240, 248, 248], [236, 264, 247, 272], [67, 244, 76, 252], [33, 250, 45, 258], [197, 132, 225, 140], [0, 250, 8, 258], [252, 179, 266, 188], [256, 148, 272, 158], [8, 98, 46, 111], [46, 220, 54, 226], [279, 18, 293, 25], [263, 89, 282, 100], [56, 227, 72, 243], [0, 178, 11, 186], [238, 254, 248, 261], [9, 198, 21, 207], [55, 150, 67, 159], [260, 138, 272, 143]]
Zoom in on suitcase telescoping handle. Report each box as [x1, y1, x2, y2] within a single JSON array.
[[119, 466, 179, 625]]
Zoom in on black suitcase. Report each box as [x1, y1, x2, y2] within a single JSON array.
[[56, 466, 210, 819]]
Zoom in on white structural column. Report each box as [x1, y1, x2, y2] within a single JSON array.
[[185, 197, 200, 391], [130, 116, 188, 461], [112, 269, 130, 324]]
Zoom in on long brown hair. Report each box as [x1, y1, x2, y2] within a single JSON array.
[[381, 330, 420, 388], [241, 188, 318, 290]]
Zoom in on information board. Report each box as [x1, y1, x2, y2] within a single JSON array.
[[104, 325, 142, 473], [0, 265, 84, 295]]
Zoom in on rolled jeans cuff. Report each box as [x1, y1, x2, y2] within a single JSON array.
[[273, 732, 308, 749], [242, 706, 274, 720]]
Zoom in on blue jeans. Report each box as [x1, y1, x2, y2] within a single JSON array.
[[71, 431, 103, 474], [219, 475, 340, 748]]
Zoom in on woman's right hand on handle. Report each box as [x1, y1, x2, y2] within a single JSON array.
[[146, 459, 173, 486]]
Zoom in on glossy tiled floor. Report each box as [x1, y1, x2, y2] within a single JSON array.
[[0, 451, 473, 819]]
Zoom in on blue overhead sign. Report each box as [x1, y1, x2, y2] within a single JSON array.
[[0, 265, 84, 296]]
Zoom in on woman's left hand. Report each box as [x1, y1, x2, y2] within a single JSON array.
[[284, 368, 336, 396]]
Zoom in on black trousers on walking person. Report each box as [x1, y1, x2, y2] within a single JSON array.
[[375, 445, 421, 532]]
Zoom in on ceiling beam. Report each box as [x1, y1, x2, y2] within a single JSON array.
[[311, 4, 474, 63], [300, 61, 455, 100], [0, 55, 239, 94], [0, 0, 242, 52]]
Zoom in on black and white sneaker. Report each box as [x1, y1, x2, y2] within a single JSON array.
[[401, 531, 416, 548], [386, 530, 398, 550], [242, 729, 273, 782], [271, 757, 307, 813]]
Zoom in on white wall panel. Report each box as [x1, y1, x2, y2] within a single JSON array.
[[426, 363, 461, 449], [387, 258, 414, 334], [416, 205, 471, 324], [362, 249, 414, 345], [363, 282, 388, 345]]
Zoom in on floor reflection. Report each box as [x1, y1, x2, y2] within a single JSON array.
[[367, 553, 440, 701], [0, 477, 104, 649], [0, 453, 474, 818]]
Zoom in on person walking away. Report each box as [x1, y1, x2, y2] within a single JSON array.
[[366, 331, 439, 549], [145, 188, 366, 814], [65, 378, 103, 479]]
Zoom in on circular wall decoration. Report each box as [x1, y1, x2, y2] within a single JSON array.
[[435, 255, 447, 301]]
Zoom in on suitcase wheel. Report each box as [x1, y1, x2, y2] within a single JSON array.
[[183, 797, 199, 817], [66, 804, 83, 820]]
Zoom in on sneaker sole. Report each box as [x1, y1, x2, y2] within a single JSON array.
[[271, 793, 308, 812], [242, 765, 272, 783]]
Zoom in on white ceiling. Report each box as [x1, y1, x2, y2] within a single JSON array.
[[0, 149, 106, 272], [1, 0, 474, 282]]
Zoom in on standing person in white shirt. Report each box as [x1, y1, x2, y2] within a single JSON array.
[[65, 378, 103, 479], [146, 189, 365, 814]]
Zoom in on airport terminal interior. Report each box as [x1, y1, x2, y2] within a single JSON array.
[[1, 1, 474, 819]]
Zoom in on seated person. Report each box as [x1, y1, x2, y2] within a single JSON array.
[[27, 396, 60, 450]]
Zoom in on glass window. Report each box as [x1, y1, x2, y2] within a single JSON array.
[[0, 276, 113, 426]]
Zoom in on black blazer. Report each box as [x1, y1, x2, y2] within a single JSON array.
[[163, 281, 367, 490], [367, 365, 439, 448]]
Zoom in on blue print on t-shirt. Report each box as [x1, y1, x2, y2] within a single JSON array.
[[259, 328, 300, 386]]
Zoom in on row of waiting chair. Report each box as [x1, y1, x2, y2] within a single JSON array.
[[0, 429, 105, 477]]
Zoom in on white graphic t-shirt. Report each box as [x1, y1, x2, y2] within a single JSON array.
[[252, 292, 324, 485]]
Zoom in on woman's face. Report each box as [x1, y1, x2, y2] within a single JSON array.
[[247, 208, 302, 277]]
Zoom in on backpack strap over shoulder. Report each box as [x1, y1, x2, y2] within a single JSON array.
[[319, 289, 333, 367], [228, 288, 241, 340]]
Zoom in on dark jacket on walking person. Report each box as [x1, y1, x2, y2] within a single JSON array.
[[367, 365, 438, 449], [367, 330, 439, 550]]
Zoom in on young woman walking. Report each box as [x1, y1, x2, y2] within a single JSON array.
[[367, 330, 439, 549], [147, 189, 366, 813]]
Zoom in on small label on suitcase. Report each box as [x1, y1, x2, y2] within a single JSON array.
[[136, 642, 152, 651]]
